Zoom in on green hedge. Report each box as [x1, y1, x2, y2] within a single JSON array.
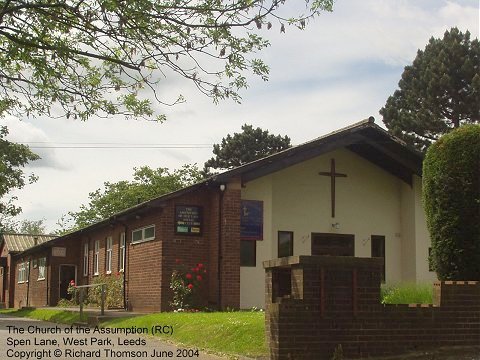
[[423, 124, 480, 280]]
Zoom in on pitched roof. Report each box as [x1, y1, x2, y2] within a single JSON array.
[[1, 233, 57, 253], [17, 117, 423, 256], [212, 117, 423, 185]]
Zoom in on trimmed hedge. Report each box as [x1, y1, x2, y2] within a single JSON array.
[[423, 124, 480, 280]]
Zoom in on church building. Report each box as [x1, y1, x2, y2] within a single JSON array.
[[1, 118, 436, 311]]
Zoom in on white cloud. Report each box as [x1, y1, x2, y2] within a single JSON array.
[[6, 0, 478, 233]]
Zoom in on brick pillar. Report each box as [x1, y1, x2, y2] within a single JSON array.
[[219, 178, 241, 309]]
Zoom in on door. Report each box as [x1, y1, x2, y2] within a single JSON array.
[[311, 233, 355, 256], [59, 265, 76, 300]]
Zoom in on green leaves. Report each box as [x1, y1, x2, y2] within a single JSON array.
[[0, 125, 39, 229], [381, 27, 480, 152], [203, 124, 291, 172], [0, 0, 334, 121], [64, 164, 203, 230], [423, 124, 480, 280]]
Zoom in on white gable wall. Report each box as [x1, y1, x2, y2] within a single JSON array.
[[240, 147, 435, 309]]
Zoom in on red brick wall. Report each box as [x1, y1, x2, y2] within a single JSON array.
[[9, 181, 244, 312], [265, 256, 480, 360]]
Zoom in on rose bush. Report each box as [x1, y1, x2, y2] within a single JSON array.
[[170, 260, 207, 311]]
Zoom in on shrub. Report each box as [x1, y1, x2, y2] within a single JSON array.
[[86, 272, 124, 309], [423, 124, 480, 280], [170, 260, 207, 311]]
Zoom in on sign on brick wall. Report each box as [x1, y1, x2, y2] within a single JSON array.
[[52, 247, 66, 257], [175, 205, 202, 235]]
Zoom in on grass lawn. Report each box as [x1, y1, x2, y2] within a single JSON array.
[[381, 283, 433, 304], [0, 308, 82, 324], [102, 311, 267, 358], [1, 308, 267, 358]]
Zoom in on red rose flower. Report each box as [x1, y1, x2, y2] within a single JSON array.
[[69, 280, 75, 286], [196, 275, 202, 281], [194, 267, 200, 272], [175, 259, 181, 264], [186, 273, 192, 279], [197, 263, 204, 268], [187, 284, 193, 289]]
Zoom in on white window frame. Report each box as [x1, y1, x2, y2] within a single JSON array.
[[18, 262, 25, 283], [119, 232, 125, 272], [106, 237, 113, 274], [38, 258, 46, 280], [94, 240, 100, 275], [83, 242, 89, 276], [131, 225, 155, 244]]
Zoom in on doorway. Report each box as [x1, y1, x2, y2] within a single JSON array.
[[311, 233, 355, 256], [59, 265, 76, 300]]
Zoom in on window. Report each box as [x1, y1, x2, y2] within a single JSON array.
[[83, 242, 89, 276], [106, 237, 113, 274], [18, 262, 29, 283], [278, 231, 294, 258], [132, 225, 155, 244], [18, 262, 26, 283], [371, 235, 386, 282], [94, 240, 100, 275], [240, 241, 256, 267], [38, 258, 46, 280], [119, 232, 125, 272]]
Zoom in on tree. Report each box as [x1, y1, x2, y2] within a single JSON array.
[[0, 125, 39, 230], [381, 27, 480, 152], [62, 164, 202, 230], [204, 124, 291, 172], [423, 124, 480, 280], [0, 218, 47, 234], [0, 0, 333, 121]]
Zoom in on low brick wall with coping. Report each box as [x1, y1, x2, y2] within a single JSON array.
[[264, 256, 480, 360]]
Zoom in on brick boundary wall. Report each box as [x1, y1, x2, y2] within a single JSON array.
[[264, 256, 480, 360]]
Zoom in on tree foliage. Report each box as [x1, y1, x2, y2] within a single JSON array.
[[423, 124, 480, 280], [0, 0, 333, 121], [381, 27, 480, 152], [204, 124, 291, 172], [0, 218, 47, 234], [0, 125, 39, 230], [62, 164, 202, 230]]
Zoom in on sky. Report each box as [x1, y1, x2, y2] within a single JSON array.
[[3, 0, 479, 233]]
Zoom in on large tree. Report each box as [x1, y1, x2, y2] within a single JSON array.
[[381, 27, 480, 152], [204, 124, 291, 172], [1, 218, 47, 234], [0, 125, 39, 231], [0, 0, 333, 121], [62, 164, 202, 231]]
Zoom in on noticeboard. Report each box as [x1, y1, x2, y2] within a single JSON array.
[[175, 205, 202, 235], [240, 200, 263, 240]]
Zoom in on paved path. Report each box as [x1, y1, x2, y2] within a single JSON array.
[[0, 314, 225, 360]]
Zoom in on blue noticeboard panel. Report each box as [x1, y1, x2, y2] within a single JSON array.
[[240, 200, 263, 240]]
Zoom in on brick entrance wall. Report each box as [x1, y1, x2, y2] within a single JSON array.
[[264, 256, 480, 360]]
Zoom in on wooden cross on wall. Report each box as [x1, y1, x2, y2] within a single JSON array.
[[319, 158, 347, 218]]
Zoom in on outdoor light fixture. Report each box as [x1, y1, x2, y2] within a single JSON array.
[[219, 184, 226, 192], [331, 222, 340, 229]]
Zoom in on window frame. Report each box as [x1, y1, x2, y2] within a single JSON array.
[[278, 231, 294, 258], [106, 237, 113, 274], [131, 224, 155, 244], [37, 258, 46, 280], [83, 242, 89, 277], [240, 240, 256, 267], [119, 232, 125, 272], [94, 240, 100, 275], [18, 262, 25, 283]]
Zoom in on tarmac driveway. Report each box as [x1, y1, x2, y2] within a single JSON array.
[[0, 314, 225, 360]]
